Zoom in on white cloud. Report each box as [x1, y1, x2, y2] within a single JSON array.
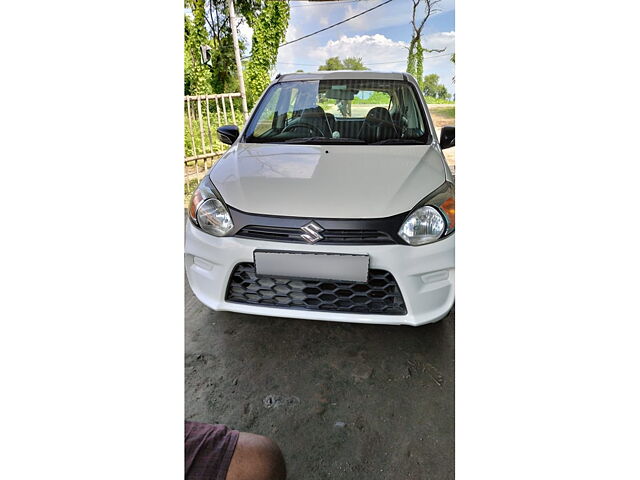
[[284, 22, 299, 43], [275, 24, 301, 70], [274, 28, 454, 94], [309, 34, 410, 69], [306, 32, 454, 71], [297, 32, 455, 94], [423, 30, 455, 56]]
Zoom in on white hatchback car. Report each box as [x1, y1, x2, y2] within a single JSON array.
[[185, 71, 454, 326]]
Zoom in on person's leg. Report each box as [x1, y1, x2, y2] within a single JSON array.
[[225, 432, 286, 480], [185, 422, 239, 480]]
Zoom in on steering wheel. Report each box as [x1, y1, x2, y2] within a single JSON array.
[[282, 122, 326, 137]]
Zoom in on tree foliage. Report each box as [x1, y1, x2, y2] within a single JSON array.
[[318, 56, 344, 71], [423, 73, 450, 100], [341, 57, 369, 70], [184, 0, 291, 106], [318, 56, 369, 71], [184, 0, 241, 95], [184, 0, 214, 95], [244, 1, 290, 107]]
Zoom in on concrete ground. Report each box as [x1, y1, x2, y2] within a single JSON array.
[[186, 282, 455, 479]]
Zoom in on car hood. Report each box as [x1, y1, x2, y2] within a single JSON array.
[[210, 143, 446, 218]]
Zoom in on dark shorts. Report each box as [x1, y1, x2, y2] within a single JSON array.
[[185, 421, 240, 480]]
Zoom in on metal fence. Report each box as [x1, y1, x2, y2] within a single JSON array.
[[184, 93, 243, 199]]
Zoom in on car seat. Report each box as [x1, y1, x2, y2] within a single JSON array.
[[297, 106, 333, 137], [358, 107, 398, 143]]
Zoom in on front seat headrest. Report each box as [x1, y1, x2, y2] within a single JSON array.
[[359, 107, 397, 142]]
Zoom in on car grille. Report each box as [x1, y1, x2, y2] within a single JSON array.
[[225, 263, 407, 315], [235, 225, 395, 245]]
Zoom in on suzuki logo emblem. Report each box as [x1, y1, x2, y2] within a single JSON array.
[[300, 221, 324, 244]]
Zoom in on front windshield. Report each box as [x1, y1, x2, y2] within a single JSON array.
[[244, 78, 430, 145]]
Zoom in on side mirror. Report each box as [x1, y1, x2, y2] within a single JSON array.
[[440, 126, 455, 150], [217, 125, 239, 145]]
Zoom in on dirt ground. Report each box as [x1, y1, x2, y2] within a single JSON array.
[[186, 282, 455, 479]]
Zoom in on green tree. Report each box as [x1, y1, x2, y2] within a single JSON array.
[[318, 56, 344, 71], [202, 0, 259, 94], [244, 1, 290, 107], [342, 57, 369, 70], [423, 73, 450, 100], [318, 56, 368, 71], [184, 0, 214, 95], [184, 0, 270, 96]]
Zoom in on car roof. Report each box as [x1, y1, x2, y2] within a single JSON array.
[[275, 71, 410, 83]]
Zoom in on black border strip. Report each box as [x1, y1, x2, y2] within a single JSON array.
[[227, 206, 408, 245]]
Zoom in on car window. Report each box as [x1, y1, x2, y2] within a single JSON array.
[[252, 88, 281, 137], [244, 78, 430, 145]]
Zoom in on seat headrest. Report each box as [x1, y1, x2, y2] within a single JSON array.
[[365, 107, 393, 123], [300, 106, 327, 119], [298, 106, 331, 136]]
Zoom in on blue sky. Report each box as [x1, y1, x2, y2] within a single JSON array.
[[239, 0, 455, 95]]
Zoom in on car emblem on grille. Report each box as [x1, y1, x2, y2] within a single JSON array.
[[300, 221, 325, 244]]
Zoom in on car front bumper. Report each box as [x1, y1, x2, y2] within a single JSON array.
[[185, 220, 454, 327]]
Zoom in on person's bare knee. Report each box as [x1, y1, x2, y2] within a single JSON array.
[[226, 432, 286, 480]]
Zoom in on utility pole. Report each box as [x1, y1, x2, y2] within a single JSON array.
[[228, 0, 249, 122]]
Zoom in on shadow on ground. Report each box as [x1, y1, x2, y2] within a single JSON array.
[[186, 281, 454, 480]]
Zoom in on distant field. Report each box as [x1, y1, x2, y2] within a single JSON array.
[[431, 105, 455, 119], [323, 103, 387, 117]]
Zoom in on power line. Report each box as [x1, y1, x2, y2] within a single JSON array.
[[275, 52, 454, 67], [365, 52, 452, 64], [241, 0, 394, 60], [279, 0, 394, 48], [289, 0, 372, 7]]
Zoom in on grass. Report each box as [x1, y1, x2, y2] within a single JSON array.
[[432, 105, 455, 119], [424, 96, 455, 104], [184, 112, 244, 159]]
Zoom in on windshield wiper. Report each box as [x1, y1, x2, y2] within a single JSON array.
[[371, 138, 425, 145], [283, 137, 366, 144]]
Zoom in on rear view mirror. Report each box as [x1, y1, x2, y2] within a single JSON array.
[[440, 126, 455, 150], [217, 125, 239, 145]]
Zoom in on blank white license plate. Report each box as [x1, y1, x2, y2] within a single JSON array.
[[254, 251, 369, 283]]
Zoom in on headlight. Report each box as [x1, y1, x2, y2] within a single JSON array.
[[398, 181, 455, 246], [196, 198, 234, 236], [399, 206, 446, 245], [188, 175, 234, 236]]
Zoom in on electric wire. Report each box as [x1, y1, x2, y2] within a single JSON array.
[[240, 0, 395, 59], [275, 52, 454, 68]]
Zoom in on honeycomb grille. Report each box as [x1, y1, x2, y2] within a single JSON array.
[[226, 263, 407, 315]]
